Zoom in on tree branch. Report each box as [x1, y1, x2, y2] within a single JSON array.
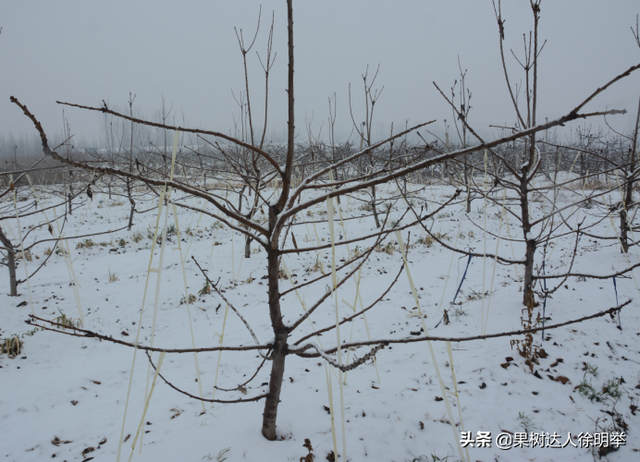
[[26, 315, 273, 354], [292, 300, 631, 356]]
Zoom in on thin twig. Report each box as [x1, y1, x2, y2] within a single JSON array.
[[145, 351, 267, 403], [192, 256, 261, 346]]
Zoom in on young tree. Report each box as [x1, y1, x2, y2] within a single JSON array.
[[0, 151, 124, 297], [12, 0, 639, 446], [349, 64, 384, 229], [617, 17, 640, 253]]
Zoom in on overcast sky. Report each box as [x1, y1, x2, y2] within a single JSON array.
[[2, 0, 639, 148]]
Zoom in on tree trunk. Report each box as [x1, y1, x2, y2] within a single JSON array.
[[463, 162, 472, 213], [261, 0, 294, 438], [244, 235, 252, 258], [127, 197, 136, 231], [0, 226, 18, 296], [620, 208, 629, 253], [331, 165, 341, 205], [523, 237, 537, 306], [619, 167, 634, 254], [261, 328, 287, 440], [370, 185, 381, 228], [620, 96, 639, 253], [261, 241, 288, 440], [126, 174, 136, 231], [521, 137, 537, 306], [238, 184, 246, 211]]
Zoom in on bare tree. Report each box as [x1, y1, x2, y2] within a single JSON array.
[[11, 0, 639, 446], [618, 17, 640, 252], [349, 64, 384, 228], [0, 149, 124, 296]]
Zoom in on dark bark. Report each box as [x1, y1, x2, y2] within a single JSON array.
[[244, 235, 252, 258], [127, 196, 136, 231], [464, 165, 472, 214], [620, 97, 640, 253], [261, 212, 288, 440], [519, 135, 537, 306], [620, 164, 634, 255], [261, 0, 294, 439], [333, 166, 341, 205], [244, 176, 262, 259], [0, 226, 18, 296], [238, 184, 246, 211], [523, 237, 537, 306], [370, 185, 381, 228], [521, 137, 537, 306], [127, 95, 136, 231]]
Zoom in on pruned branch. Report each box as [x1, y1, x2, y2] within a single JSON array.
[[291, 300, 631, 357], [26, 315, 273, 353], [535, 262, 640, 281], [56, 99, 283, 174], [10, 96, 270, 240], [283, 99, 635, 224], [292, 342, 386, 372]]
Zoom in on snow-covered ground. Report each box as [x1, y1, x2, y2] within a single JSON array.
[[1, 181, 639, 462]]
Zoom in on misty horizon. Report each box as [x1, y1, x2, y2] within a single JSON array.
[[2, 1, 639, 155]]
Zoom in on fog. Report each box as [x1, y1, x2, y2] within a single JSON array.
[[1, 0, 639, 150]]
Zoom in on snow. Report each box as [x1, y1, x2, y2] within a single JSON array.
[[1, 184, 639, 462]]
